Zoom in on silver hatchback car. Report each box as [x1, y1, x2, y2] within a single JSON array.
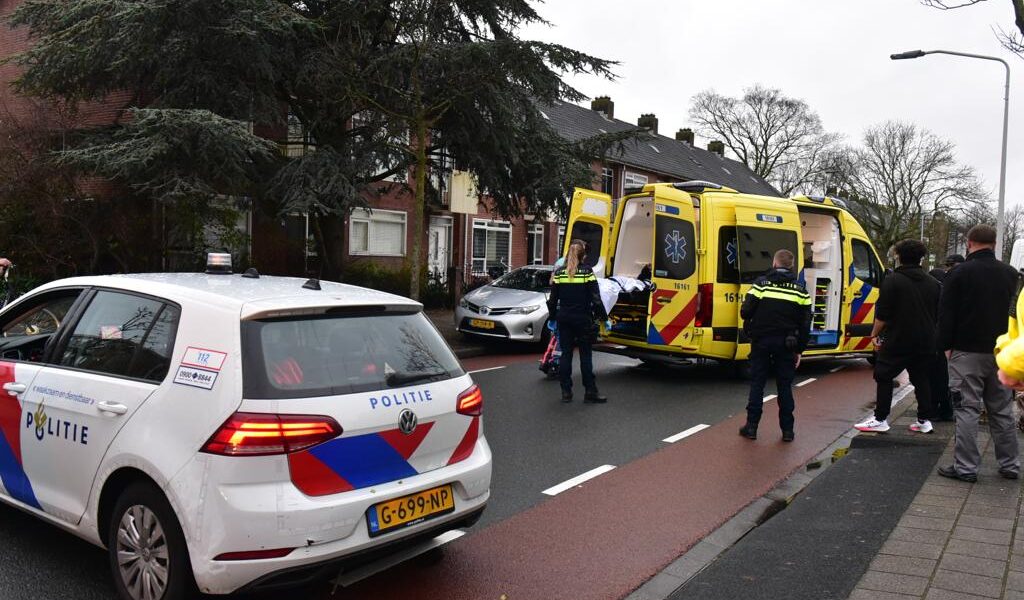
[[455, 266, 553, 342]]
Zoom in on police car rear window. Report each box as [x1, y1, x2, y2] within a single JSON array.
[[241, 311, 464, 399]]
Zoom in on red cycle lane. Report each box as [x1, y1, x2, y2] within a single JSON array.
[[332, 363, 880, 600]]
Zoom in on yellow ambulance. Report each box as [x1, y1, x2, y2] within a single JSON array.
[[563, 181, 886, 367]]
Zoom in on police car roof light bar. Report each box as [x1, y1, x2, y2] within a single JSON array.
[[206, 252, 233, 275]]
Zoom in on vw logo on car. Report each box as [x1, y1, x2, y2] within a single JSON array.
[[398, 409, 419, 435]]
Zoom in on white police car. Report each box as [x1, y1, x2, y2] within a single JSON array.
[[0, 256, 491, 600]]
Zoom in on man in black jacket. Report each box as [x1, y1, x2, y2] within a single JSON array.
[[937, 225, 1020, 482], [739, 249, 812, 442], [854, 239, 941, 434]]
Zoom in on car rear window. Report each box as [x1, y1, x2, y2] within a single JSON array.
[[241, 310, 464, 399]]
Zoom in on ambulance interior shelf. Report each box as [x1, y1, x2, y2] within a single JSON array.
[[799, 211, 842, 348]]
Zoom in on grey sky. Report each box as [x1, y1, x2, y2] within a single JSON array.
[[524, 0, 1023, 209]]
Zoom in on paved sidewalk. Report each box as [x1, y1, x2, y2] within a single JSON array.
[[850, 429, 1024, 600]]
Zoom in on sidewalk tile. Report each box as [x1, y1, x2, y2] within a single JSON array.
[[899, 515, 955, 532], [922, 483, 973, 498], [1004, 590, 1024, 600], [963, 504, 1019, 520], [881, 539, 945, 560], [967, 493, 1020, 508], [870, 555, 938, 577], [952, 525, 1014, 546], [859, 570, 929, 596], [915, 494, 968, 509], [1010, 553, 1024, 572], [849, 589, 921, 600], [958, 515, 1018, 532], [889, 526, 952, 546], [938, 553, 1007, 579], [944, 539, 1011, 560], [925, 589, 995, 600], [1008, 571, 1024, 592], [930, 570, 1003, 598], [908, 504, 962, 519]]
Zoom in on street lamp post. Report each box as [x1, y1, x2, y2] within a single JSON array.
[[891, 49, 1011, 258]]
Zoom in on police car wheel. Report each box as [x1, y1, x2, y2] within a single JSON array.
[[108, 483, 194, 600]]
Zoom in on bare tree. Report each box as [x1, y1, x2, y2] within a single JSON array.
[[829, 121, 986, 251], [688, 84, 841, 196], [922, 0, 1024, 55]]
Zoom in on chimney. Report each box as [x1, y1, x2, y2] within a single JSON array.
[[591, 96, 614, 120], [707, 140, 725, 156], [637, 113, 659, 135], [675, 128, 694, 145]]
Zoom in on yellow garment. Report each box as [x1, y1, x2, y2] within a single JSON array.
[[996, 290, 1024, 380]]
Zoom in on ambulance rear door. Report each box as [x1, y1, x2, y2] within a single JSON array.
[[733, 200, 803, 360], [564, 188, 613, 277], [646, 190, 700, 351]]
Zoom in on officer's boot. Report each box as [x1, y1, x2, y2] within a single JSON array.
[[583, 388, 607, 404], [739, 423, 758, 440]]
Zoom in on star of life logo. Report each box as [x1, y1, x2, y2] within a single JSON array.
[[726, 238, 738, 266], [664, 230, 688, 264]]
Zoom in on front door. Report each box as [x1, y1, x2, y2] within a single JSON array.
[[428, 216, 452, 283], [646, 190, 700, 350], [21, 290, 180, 524]]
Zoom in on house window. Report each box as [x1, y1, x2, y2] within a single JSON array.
[[472, 219, 512, 276], [349, 208, 407, 256], [623, 171, 648, 192], [601, 167, 615, 195], [527, 224, 545, 265], [557, 225, 566, 258]]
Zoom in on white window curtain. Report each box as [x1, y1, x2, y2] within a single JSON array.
[[349, 208, 407, 256]]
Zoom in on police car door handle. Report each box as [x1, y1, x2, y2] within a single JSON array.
[[3, 382, 26, 396], [97, 401, 129, 415]]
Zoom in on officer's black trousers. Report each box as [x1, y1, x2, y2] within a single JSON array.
[[558, 317, 597, 396], [745, 336, 797, 432]]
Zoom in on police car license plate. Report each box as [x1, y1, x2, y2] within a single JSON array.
[[367, 485, 455, 537], [469, 319, 495, 330]]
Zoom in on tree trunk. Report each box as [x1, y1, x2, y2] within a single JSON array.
[[409, 118, 428, 301]]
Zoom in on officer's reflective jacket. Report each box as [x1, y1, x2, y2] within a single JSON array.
[[547, 265, 608, 321], [740, 268, 812, 351]]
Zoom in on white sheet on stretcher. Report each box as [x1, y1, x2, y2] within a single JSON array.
[[596, 276, 652, 314]]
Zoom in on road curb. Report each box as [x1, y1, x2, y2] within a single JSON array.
[[626, 383, 918, 600]]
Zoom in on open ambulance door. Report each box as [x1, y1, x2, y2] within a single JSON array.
[[733, 201, 803, 360], [646, 189, 700, 351], [565, 188, 613, 276]]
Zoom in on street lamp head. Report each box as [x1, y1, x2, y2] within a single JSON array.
[[891, 50, 927, 60]]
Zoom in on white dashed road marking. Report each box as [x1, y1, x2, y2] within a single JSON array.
[[763, 394, 777, 403], [795, 378, 817, 387], [662, 424, 710, 444], [542, 465, 617, 496], [830, 366, 846, 373]]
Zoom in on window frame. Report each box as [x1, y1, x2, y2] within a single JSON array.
[[49, 287, 183, 384], [348, 208, 408, 257], [471, 219, 513, 276], [557, 225, 567, 258], [527, 223, 545, 265], [601, 167, 615, 195]]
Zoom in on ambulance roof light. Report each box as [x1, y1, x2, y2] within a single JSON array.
[[672, 181, 723, 192], [206, 252, 233, 275]]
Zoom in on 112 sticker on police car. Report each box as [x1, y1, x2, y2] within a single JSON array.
[[173, 347, 227, 390]]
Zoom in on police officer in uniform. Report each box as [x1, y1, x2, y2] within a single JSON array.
[[739, 249, 812, 441], [547, 240, 608, 403]]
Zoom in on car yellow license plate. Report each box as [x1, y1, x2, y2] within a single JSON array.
[[366, 485, 455, 537], [469, 319, 495, 330]]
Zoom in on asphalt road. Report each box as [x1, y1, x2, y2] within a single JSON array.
[[0, 351, 872, 600]]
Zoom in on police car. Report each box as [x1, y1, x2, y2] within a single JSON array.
[[0, 255, 492, 600]]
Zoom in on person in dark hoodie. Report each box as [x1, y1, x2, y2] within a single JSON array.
[[855, 239, 940, 434], [936, 225, 1020, 482], [739, 249, 811, 442]]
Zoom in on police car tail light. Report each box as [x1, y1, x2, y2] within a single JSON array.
[[201, 412, 342, 456], [456, 385, 483, 416], [695, 283, 714, 328]]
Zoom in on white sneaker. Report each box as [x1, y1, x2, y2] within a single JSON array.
[[910, 420, 933, 434], [855, 417, 890, 432]]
